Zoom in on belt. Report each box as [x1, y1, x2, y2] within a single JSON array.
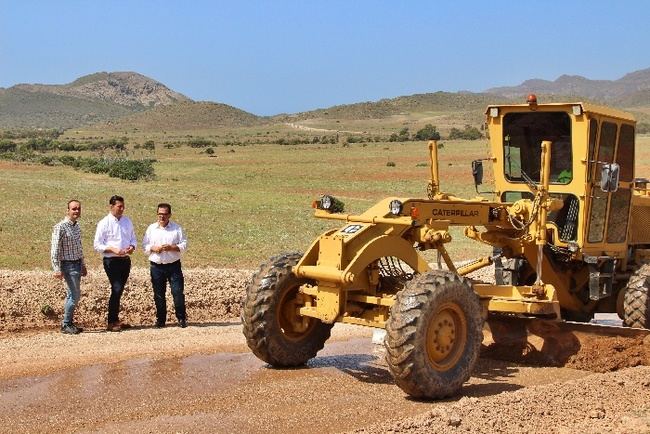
[[150, 260, 180, 266], [61, 259, 82, 263], [104, 256, 131, 260]]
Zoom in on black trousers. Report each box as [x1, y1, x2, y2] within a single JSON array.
[[150, 260, 186, 323], [103, 256, 131, 323]]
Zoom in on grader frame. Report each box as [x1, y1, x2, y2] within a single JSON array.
[[242, 96, 650, 399]]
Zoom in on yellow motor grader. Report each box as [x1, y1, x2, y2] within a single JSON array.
[[242, 95, 650, 399]]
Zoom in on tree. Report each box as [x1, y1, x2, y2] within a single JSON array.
[[414, 124, 441, 141], [448, 125, 482, 140]]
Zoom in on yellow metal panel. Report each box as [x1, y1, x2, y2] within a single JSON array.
[[318, 235, 344, 268]]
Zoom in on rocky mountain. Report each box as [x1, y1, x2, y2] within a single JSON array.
[[486, 68, 650, 106], [9, 71, 190, 108], [0, 72, 191, 128]]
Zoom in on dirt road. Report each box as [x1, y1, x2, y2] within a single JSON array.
[[1, 323, 649, 434], [2, 269, 650, 433]]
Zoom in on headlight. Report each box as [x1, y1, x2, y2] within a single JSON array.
[[321, 195, 333, 210], [318, 195, 344, 213], [389, 199, 403, 216]]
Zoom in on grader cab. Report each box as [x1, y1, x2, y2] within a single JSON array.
[[242, 96, 650, 399]]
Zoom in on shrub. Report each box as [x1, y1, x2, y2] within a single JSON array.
[[389, 127, 411, 142], [0, 139, 17, 152], [107, 159, 155, 181], [637, 122, 650, 134], [205, 147, 215, 155], [414, 124, 441, 141], [386, 161, 396, 167], [448, 125, 483, 140], [187, 138, 217, 148]]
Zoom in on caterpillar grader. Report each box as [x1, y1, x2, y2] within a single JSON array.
[[242, 95, 650, 399]]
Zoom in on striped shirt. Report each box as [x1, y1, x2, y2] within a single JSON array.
[[51, 217, 84, 272]]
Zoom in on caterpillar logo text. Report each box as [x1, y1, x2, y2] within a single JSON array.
[[432, 209, 479, 217]]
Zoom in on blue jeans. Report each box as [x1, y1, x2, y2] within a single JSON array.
[[61, 260, 82, 326], [103, 257, 131, 323], [150, 260, 186, 323]]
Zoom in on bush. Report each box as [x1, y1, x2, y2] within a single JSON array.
[[0, 139, 17, 152], [186, 138, 217, 148], [414, 124, 441, 141], [107, 159, 155, 181], [205, 147, 215, 155], [386, 161, 396, 167], [637, 122, 650, 134], [448, 125, 482, 140], [389, 127, 411, 142]]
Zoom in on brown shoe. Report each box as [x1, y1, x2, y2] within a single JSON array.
[[107, 322, 121, 332]]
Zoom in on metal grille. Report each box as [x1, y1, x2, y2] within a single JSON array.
[[630, 206, 650, 243]]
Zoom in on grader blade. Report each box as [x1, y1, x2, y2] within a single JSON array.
[[482, 316, 650, 370]]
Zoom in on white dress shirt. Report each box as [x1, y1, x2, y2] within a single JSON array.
[[93, 214, 137, 258], [142, 221, 187, 264]]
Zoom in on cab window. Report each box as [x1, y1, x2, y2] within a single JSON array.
[[503, 112, 572, 184]]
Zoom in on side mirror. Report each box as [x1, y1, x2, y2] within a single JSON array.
[[600, 163, 620, 193], [472, 160, 483, 186]]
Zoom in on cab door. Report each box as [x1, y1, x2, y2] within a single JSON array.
[[586, 120, 634, 247]]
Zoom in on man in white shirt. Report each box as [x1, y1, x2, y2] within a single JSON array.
[[93, 195, 137, 332], [142, 203, 188, 328]]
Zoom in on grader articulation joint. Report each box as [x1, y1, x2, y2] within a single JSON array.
[[242, 96, 650, 399]]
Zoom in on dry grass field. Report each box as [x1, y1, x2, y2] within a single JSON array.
[[2, 123, 497, 270], [3, 114, 649, 272]]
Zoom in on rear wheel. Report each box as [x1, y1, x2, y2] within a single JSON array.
[[385, 270, 483, 399], [623, 264, 650, 329], [242, 252, 333, 366]]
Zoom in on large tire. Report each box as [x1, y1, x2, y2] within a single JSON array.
[[242, 252, 333, 366], [623, 263, 650, 329], [384, 270, 484, 399]]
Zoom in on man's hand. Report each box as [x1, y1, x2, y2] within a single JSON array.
[[53, 271, 63, 280], [81, 264, 88, 277]]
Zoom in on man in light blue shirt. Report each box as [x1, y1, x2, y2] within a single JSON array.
[[93, 195, 137, 332]]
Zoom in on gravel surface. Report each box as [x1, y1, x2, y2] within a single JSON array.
[[354, 366, 650, 434], [0, 267, 251, 332]]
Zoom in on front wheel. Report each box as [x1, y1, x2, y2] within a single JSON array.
[[385, 270, 483, 399], [623, 263, 650, 329], [242, 252, 333, 366]]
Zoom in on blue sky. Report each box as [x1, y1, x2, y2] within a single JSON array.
[[1, 1, 649, 115]]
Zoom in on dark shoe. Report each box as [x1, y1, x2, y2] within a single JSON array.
[[119, 322, 132, 330], [155, 321, 165, 328], [107, 322, 121, 332], [70, 323, 83, 333], [61, 324, 80, 335], [178, 319, 187, 328]]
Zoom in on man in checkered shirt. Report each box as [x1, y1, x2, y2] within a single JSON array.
[[51, 199, 87, 334]]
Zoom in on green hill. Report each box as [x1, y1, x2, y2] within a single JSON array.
[[97, 101, 264, 131], [0, 87, 136, 129]]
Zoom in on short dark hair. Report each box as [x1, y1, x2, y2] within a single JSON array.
[[67, 199, 80, 209], [109, 195, 124, 205], [157, 203, 172, 214]]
